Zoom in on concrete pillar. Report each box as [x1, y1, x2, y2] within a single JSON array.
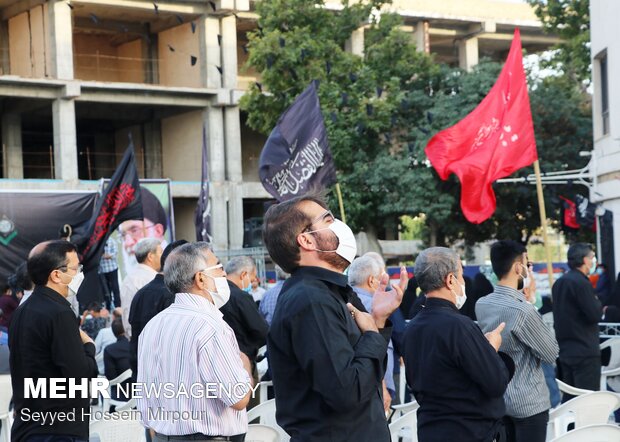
[[0, 20, 9, 75], [345, 27, 365, 57], [52, 98, 78, 180], [205, 106, 227, 250], [2, 113, 23, 179], [48, 0, 74, 79], [459, 37, 479, 71], [413, 21, 430, 54], [221, 15, 237, 89], [199, 16, 222, 89], [225, 106, 243, 249], [143, 120, 163, 178]]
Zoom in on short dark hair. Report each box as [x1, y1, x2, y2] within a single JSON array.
[[161, 240, 188, 269], [490, 240, 527, 280], [263, 194, 328, 273], [86, 301, 102, 313], [28, 240, 78, 286], [141, 187, 167, 231], [567, 243, 593, 270], [111, 318, 125, 337]]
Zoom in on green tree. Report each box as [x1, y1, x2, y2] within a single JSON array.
[[526, 0, 591, 86]]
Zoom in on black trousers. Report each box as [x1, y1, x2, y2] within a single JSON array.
[[560, 356, 601, 402], [503, 410, 549, 442], [100, 269, 121, 308]]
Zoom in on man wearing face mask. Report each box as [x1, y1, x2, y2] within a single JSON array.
[[403, 247, 514, 442], [476, 240, 558, 442], [552, 243, 603, 399], [264, 195, 408, 441], [138, 242, 253, 441], [9, 240, 98, 442]]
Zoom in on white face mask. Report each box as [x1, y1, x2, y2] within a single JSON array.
[[205, 275, 231, 309], [450, 275, 467, 309], [68, 271, 85, 295], [307, 219, 358, 264], [589, 256, 597, 275]]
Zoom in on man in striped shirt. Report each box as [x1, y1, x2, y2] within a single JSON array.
[[137, 242, 253, 442], [476, 240, 559, 442]]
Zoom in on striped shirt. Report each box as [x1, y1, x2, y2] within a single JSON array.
[[475, 285, 559, 418], [137, 292, 250, 436]]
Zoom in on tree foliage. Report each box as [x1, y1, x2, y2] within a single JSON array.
[[241, 0, 593, 248]]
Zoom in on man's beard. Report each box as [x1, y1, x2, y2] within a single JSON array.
[[312, 231, 350, 271]]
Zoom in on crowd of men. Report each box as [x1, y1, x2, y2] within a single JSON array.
[[1, 193, 619, 442]]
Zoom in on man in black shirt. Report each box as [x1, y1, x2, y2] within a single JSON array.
[[104, 318, 131, 403], [552, 243, 602, 398], [128, 240, 187, 381], [263, 194, 407, 441], [9, 240, 98, 442], [221, 256, 269, 362], [403, 247, 513, 442]]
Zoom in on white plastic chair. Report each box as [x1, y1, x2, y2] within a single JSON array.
[[259, 380, 273, 404], [101, 368, 132, 413], [555, 378, 594, 397], [90, 416, 146, 442], [390, 400, 419, 421], [247, 399, 289, 441], [550, 424, 620, 442], [388, 408, 418, 442], [547, 391, 620, 439], [116, 397, 137, 412], [245, 424, 281, 442], [0, 375, 12, 442], [600, 338, 620, 390]]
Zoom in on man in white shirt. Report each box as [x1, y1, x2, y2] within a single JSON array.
[[120, 238, 162, 338], [95, 307, 122, 373], [138, 242, 253, 441]]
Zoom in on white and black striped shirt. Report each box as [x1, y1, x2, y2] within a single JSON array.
[[476, 285, 559, 418], [137, 292, 250, 436]]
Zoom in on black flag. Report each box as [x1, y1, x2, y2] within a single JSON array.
[[259, 81, 337, 201], [195, 127, 212, 242], [74, 142, 143, 272]]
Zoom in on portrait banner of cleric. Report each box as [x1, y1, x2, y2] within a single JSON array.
[[263, 193, 408, 441]]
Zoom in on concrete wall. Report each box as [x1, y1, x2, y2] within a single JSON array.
[[161, 110, 202, 181], [74, 34, 119, 82], [172, 197, 199, 242], [591, 0, 620, 276], [114, 125, 145, 176], [240, 120, 265, 182], [9, 7, 49, 78], [117, 39, 143, 84], [158, 23, 201, 88]]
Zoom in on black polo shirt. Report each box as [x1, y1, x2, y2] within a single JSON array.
[[403, 298, 514, 442], [9, 285, 98, 441], [268, 266, 391, 442]]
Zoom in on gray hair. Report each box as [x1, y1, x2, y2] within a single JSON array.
[[348, 256, 382, 287], [275, 264, 289, 281], [134, 237, 161, 263], [164, 242, 212, 294], [414, 247, 460, 293], [224, 256, 256, 276], [363, 252, 385, 270]]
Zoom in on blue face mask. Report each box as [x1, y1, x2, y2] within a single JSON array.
[[242, 275, 252, 293]]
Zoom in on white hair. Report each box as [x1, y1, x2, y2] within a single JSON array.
[[348, 256, 382, 287]]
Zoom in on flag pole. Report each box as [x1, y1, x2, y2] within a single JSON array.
[[335, 182, 346, 223], [533, 160, 555, 296]]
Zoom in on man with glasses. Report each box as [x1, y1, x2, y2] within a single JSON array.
[[9, 240, 98, 442], [552, 243, 603, 399], [263, 194, 407, 441], [138, 242, 253, 442]]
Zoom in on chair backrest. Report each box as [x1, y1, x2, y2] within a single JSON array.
[[90, 415, 146, 442], [0, 375, 12, 417], [247, 399, 277, 426], [555, 378, 593, 397], [549, 391, 620, 429], [390, 400, 419, 421], [245, 424, 281, 442], [601, 338, 620, 370], [110, 368, 132, 385], [550, 424, 620, 442], [388, 409, 418, 442]]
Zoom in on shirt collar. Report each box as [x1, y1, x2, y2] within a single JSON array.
[[36, 285, 72, 307], [425, 297, 459, 312], [174, 292, 222, 317], [137, 263, 157, 274], [352, 286, 373, 300], [495, 284, 526, 301], [292, 266, 349, 288]]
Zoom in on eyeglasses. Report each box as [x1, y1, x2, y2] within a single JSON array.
[[57, 264, 83, 273], [120, 224, 156, 239], [302, 210, 335, 233], [198, 264, 223, 276]]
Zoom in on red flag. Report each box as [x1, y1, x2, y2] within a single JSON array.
[[425, 28, 537, 224], [559, 196, 580, 229]]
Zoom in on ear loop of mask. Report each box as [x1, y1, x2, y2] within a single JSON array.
[[301, 230, 337, 254]]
